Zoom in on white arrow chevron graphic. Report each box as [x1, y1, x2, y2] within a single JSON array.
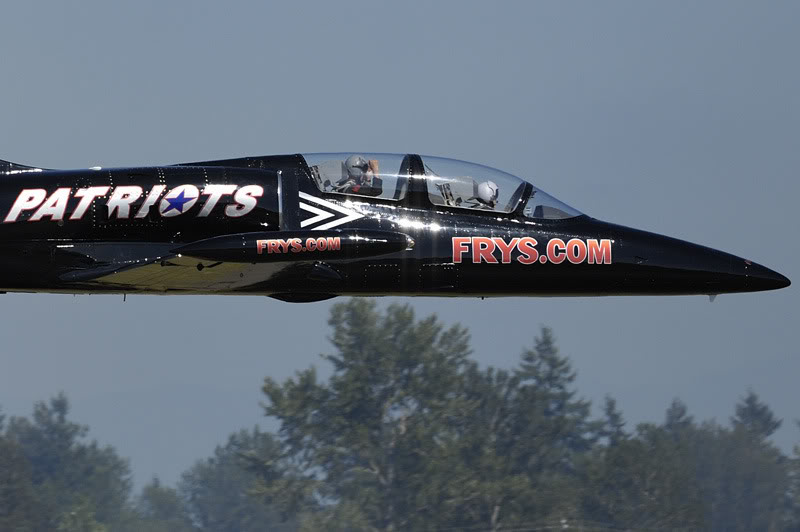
[[299, 202, 334, 228], [298, 192, 364, 230]]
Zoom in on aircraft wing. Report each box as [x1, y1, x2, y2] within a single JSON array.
[[84, 255, 288, 293], [21, 227, 409, 295], [52, 241, 344, 295]]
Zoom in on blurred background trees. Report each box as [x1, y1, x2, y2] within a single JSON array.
[[0, 299, 797, 531]]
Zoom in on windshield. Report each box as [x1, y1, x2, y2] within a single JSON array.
[[421, 155, 582, 219], [523, 187, 583, 220]]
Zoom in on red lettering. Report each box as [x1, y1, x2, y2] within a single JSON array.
[[452, 237, 471, 264], [493, 237, 519, 264], [327, 237, 341, 251], [278, 239, 291, 253], [257, 240, 267, 254], [516, 237, 539, 264], [290, 238, 303, 252], [472, 237, 498, 264], [566, 238, 587, 264], [588, 239, 612, 264], [267, 240, 280, 254], [547, 238, 566, 264], [306, 238, 316, 251]]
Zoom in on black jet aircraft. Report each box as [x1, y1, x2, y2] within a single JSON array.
[[0, 152, 789, 302]]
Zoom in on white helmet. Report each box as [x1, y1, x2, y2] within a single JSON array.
[[477, 180, 499, 205], [344, 155, 369, 180]]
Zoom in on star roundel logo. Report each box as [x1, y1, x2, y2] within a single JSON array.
[[159, 185, 200, 217]]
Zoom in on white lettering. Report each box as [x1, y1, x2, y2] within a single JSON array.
[[134, 185, 166, 218], [4, 189, 47, 223], [106, 186, 143, 219], [225, 185, 263, 218], [70, 186, 110, 220], [199, 184, 237, 217], [30, 188, 71, 222]]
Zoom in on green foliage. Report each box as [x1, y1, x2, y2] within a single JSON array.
[[181, 428, 288, 532], [580, 420, 706, 529], [1, 303, 798, 532], [698, 395, 789, 531], [3, 394, 132, 530], [0, 437, 43, 532], [257, 300, 597, 530], [254, 301, 800, 531], [599, 395, 627, 446], [664, 397, 694, 433], [56, 497, 107, 532], [259, 299, 475, 529], [789, 428, 800, 531], [581, 395, 792, 531], [512, 327, 598, 474], [119, 478, 196, 532], [732, 389, 783, 439]]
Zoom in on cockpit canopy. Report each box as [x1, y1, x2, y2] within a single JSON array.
[[302, 153, 582, 220]]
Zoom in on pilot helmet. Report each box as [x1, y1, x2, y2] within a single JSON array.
[[344, 155, 370, 180], [477, 180, 499, 205]]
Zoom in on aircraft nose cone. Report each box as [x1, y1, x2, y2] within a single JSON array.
[[740, 260, 791, 292], [603, 221, 791, 295]]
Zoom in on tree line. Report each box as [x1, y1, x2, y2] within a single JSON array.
[[1, 299, 798, 531]]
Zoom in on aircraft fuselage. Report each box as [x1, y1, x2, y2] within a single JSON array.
[[0, 153, 788, 300]]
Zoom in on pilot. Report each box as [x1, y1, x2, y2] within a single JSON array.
[[474, 180, 499, 209], [335, 155, 383, 197]]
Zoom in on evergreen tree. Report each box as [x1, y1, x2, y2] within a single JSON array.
[[6, 313, 797, 532], [4, 394, 132, 529], [731, 389, 782, 440], [695, 393, 789, 531], [56, 497, 107, 532], [416, 363, 534, 530], [181, 428, 288, 532], [407, 327, 598, 530], [0, 437, 44, 532], [788, 424, 800, 531], [257, 301, 599, 531], [127, 478, 196, 532], [580, 419, 705, 530], [664, 398, 694, 435], [512, 327, 597, 473], [582, 394, 793, 531], [599, 395, 627, 446], [258, 300, 473, 530]]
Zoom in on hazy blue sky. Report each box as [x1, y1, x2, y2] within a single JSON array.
[[0, 1, 797, 488]]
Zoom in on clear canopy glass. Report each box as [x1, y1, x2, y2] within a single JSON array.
[[304, 153, 409, 201], [302, 153, 582, 220], [421, 155, 582, 219], [521, 188, 583, 220]]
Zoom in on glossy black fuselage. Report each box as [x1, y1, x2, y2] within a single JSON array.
[[0, 154, 788, 300]]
